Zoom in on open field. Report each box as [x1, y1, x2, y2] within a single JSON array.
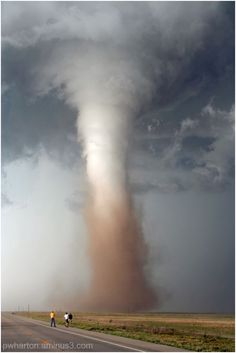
[[16, 312, 235, 352]]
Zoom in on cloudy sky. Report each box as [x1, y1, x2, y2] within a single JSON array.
[[2, 1, 235, 312]]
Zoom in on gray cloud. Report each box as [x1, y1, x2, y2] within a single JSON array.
[[130, 102, 234, 193], [2, 86, 80, 167], [2, 1, 234, 211], [2, 2, 234, 193]]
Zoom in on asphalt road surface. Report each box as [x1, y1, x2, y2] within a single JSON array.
[[1, 313, 186, 352]]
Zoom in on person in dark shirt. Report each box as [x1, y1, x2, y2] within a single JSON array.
[[68, 313, 73, 324]]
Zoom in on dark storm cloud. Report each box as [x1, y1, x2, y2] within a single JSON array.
[[181, 136, 216, 153], [2, 83, 80, 166], [1, 1, 234, 192], [2, 39, 83, 167], [131, 102, 234, 193]]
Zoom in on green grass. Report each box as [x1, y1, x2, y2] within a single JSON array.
[[15, 312, 235, 352]]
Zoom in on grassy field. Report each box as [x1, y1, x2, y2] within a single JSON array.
[[16, 312, 235, 352]]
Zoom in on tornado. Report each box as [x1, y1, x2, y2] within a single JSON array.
[[78, 104, 157, 311], [2, 1, 218, 312]]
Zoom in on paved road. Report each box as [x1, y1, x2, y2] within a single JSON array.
[[1, 313, 186, 352]]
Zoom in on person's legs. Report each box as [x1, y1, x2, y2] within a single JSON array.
[[50, 318, 53, 327]]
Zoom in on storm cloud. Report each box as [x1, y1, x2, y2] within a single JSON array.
[[1, 2, 234, 312]]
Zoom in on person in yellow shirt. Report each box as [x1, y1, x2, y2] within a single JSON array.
[[50, 310, 56, 327]]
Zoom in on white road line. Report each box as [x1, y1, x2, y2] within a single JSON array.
[[13, 316, 144, 352]]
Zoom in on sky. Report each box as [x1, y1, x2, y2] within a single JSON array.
[[1, 1, 235, 313]]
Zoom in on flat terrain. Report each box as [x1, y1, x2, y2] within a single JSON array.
[[12, 312, 235, 351], [1, 313, 184, 352]]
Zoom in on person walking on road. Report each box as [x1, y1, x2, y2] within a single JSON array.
[[68, 313, 73, 325], [64, 312, 69, 327], [50, 310, 56, 327]]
